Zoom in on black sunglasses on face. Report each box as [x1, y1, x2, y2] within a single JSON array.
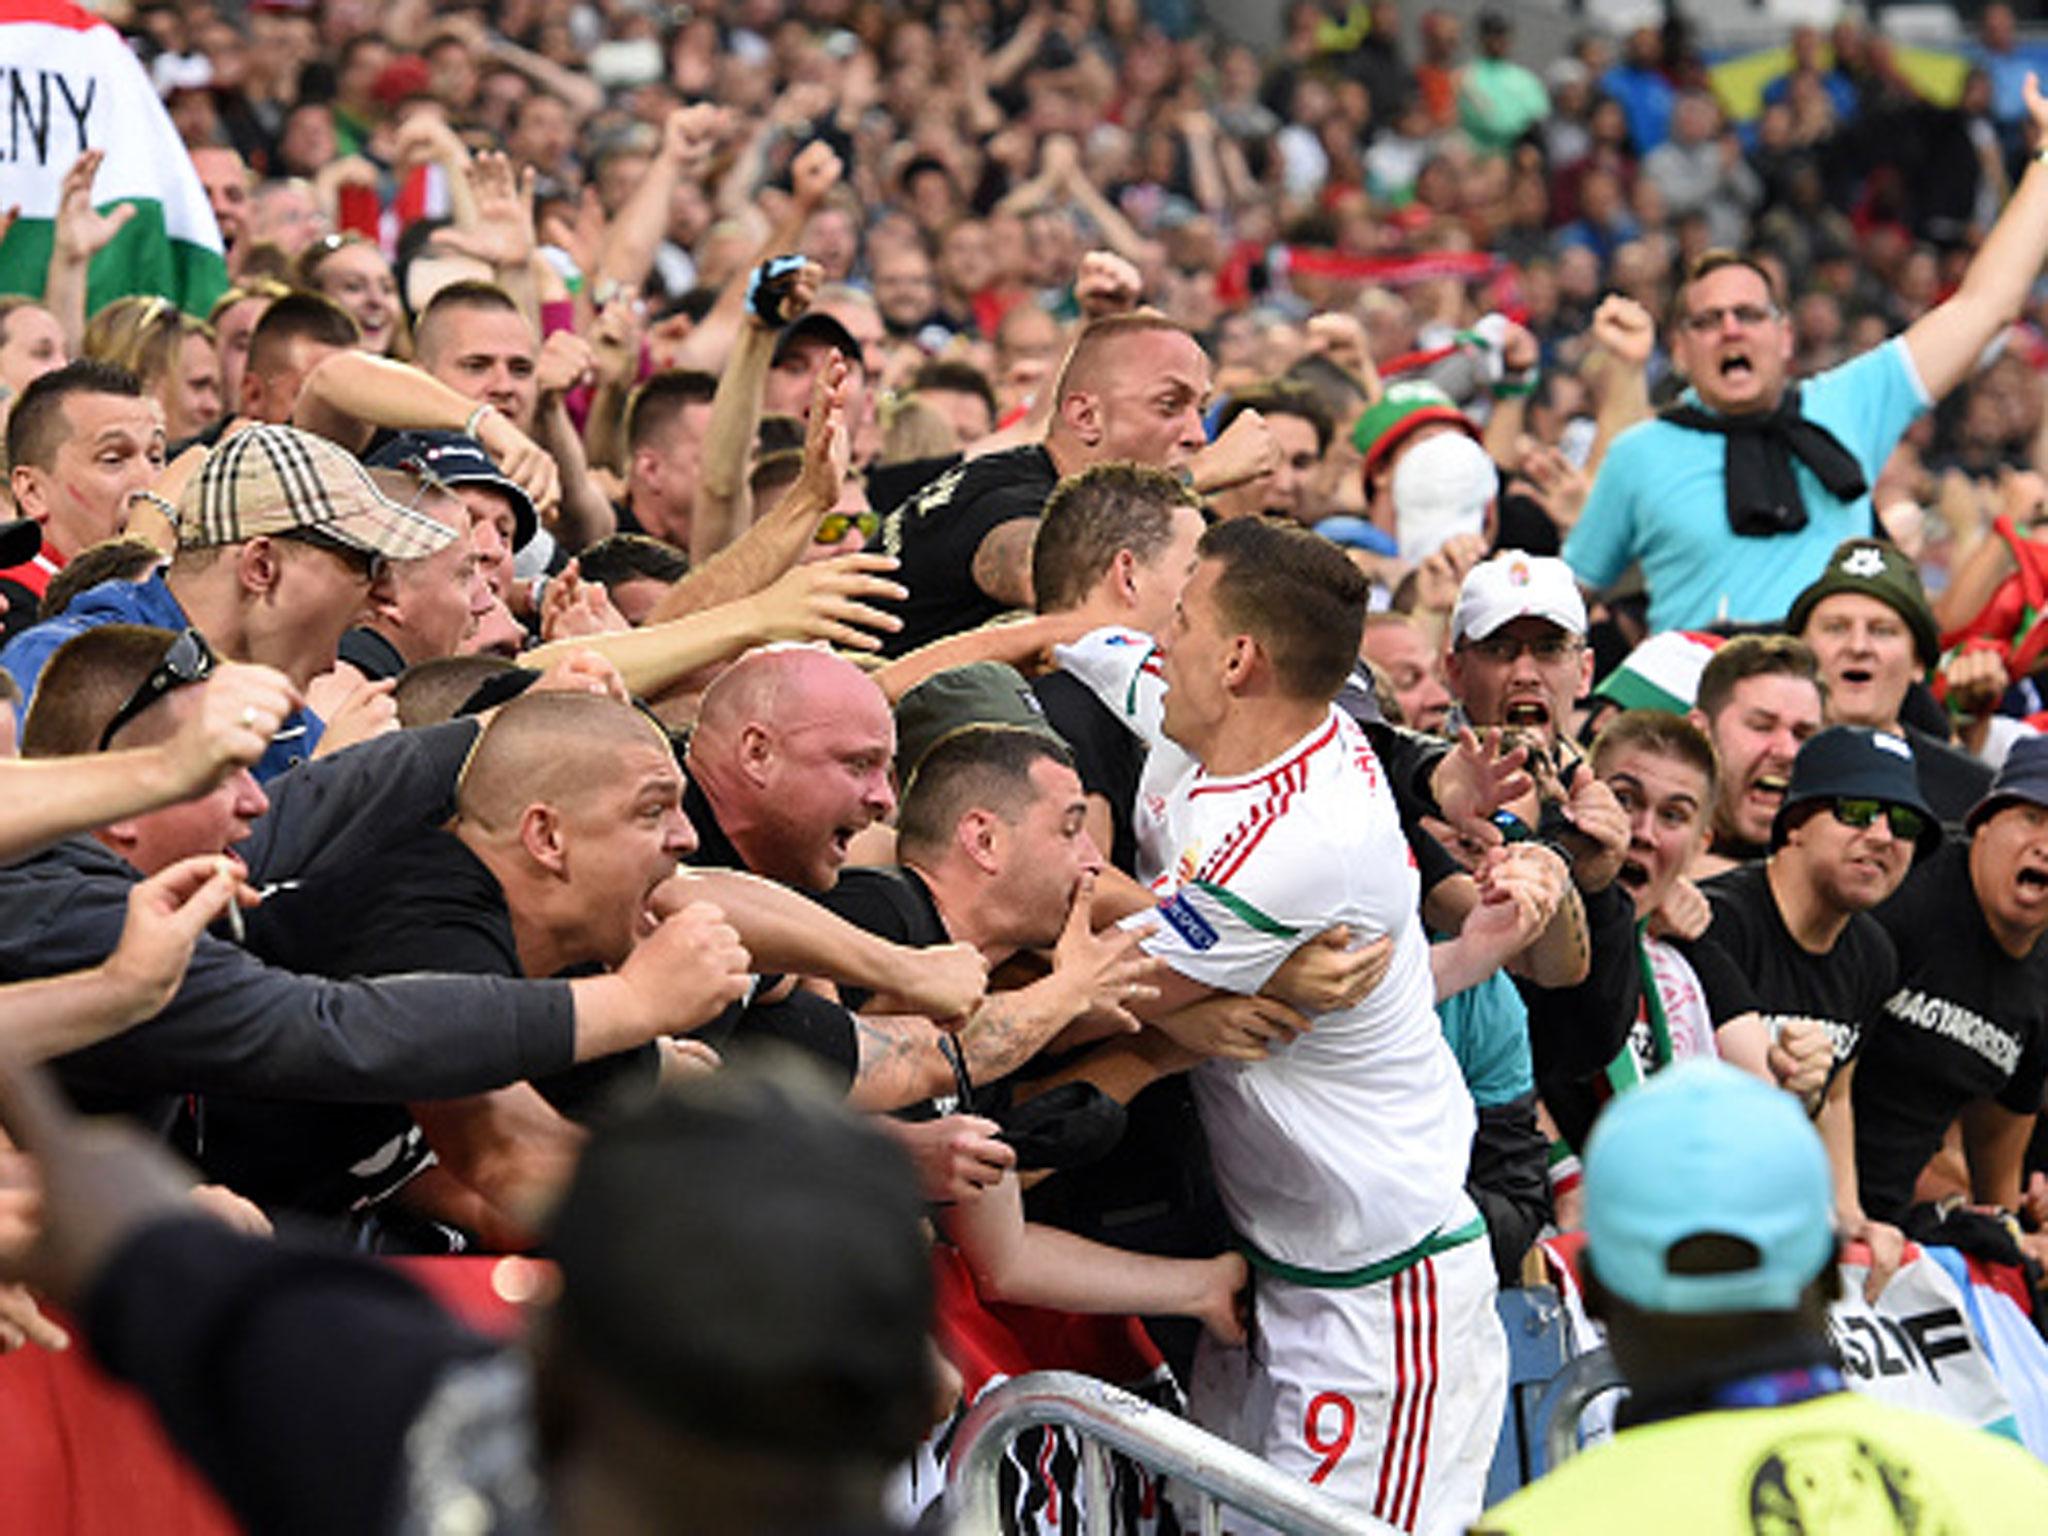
[[98, 627, 217, 750], [1829, 797, 1926, 843], [279, 526, 387, 585]]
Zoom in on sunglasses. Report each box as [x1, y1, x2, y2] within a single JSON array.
[[1829, 797, 1926, 843], [814, 510, 879, 545], [280, 526, 388, 585], [99, 627, 217, 750]]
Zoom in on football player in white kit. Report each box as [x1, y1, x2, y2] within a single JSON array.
[[1125, 517, 1509, 1534]]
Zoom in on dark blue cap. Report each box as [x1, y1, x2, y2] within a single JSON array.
[[366, 430, 537, 552], [1770, 725, 1940, 855], [1967, 733, 2048, 833]]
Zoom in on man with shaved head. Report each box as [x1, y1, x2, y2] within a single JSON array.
[[684, 645, 1137, 1112], [200, 689, 749, 1232], [685, 644, 899, 892], [872, 312, 1276, 656]]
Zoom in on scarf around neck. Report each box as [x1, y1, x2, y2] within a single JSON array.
[[1658, 386, 1868, 538]]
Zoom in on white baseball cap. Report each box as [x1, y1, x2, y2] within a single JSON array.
[[1451, 552, 1587, 645]]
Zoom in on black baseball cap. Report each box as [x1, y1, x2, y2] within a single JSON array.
[[367, 430, 538, 552], [771, 311, 865, 373], [1770, 725, 1940, 856]]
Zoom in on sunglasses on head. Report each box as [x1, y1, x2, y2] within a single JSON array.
[[814, 510, 879, 545], [99, 627, 217, 751], [1829, 797, 1925, 843]]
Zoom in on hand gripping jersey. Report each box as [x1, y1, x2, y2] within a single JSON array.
[[1127, 698, 1477, 1273]]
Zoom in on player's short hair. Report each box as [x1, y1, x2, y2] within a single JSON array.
[[1694, 634, 1821, 724], [1215, 380, 1333, 456], [576, 532, 689, 590], [1591, 709, 1719, 802], [626, 369, 719, 454], [1031, 462, 1200, 615], [1198, 516, 1369, 702], [23, 624, 179, 757], [5, 359, 145, 474], [246, 290, 361, 382], [896, 724, 1074, 860]]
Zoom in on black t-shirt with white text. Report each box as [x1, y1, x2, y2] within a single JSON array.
[[871, 443, 1059, 656], [1854, 842, 2048, 1221], [1703, 860, 1897, 1088]]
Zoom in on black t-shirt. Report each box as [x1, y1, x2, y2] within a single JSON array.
[[1703, 860, 1897, 1085], [1854, 842, 2048, 1222], [203, 831, 656, 1215], [1905, 725, 1994, 834], [1032, 668, 1145, 876], [679, 777, 861, 1085], [871, 443, 1058, 657]]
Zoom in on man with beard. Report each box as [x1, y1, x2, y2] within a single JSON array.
[[1703, 726, 1942, 1298], [1687, 635, 1825, 878]]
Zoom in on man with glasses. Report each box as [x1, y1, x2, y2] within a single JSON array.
[[1703, 726, 1943, 1298], [1569, 77, 2048, 631], [1, 424, 457, 780]]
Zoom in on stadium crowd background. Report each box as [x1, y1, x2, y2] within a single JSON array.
[[4, 0, 2048, 1531]]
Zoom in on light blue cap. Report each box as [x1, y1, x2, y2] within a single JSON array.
[[1584, 1060, 1835, 1314]]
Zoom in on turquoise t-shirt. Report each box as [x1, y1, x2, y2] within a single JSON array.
[[1563, 338, 1930, 634], [1438, 969, 1534, 1109]]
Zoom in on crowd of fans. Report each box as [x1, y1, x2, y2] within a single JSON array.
[[4, 0, 2048, 1531]]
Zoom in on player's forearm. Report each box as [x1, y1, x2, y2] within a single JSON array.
[[0, 964, 157, 1062], [295, 351, 478, 441], [691, 324, 776, 564], [530, 400, 614, 552], [1515, 887, 1590, 988], [524, 596, 761, 695], [672, 868, 920, 997], [648, 490, 825, 624]]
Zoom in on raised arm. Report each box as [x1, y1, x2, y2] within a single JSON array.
[[1905, 74, 2048, 399]]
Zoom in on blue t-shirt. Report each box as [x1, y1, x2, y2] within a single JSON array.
[[1438, 969, 1534, 1109], [1563, 338, 1930, 634], [1, 571, 323, 781]]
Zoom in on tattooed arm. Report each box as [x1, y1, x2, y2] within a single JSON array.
[[969, 519, 1041, 608]]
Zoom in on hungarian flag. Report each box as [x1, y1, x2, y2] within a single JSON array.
[[0, 0, 226, 315]]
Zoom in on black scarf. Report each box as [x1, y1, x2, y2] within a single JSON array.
[[1659, 387, 1868, 538]]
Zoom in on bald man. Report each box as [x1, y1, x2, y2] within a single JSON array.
[[206, 692, 749, 1233], [683, 646, 1139, 1111], [685, 644, 899, 891], [872, 313, 1215, 656]]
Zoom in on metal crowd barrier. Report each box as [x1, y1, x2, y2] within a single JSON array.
[[944, 1370, 1400, 1536]]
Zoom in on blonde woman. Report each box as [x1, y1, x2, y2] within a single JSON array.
[[294, 233, 410, 359], [80, 295, 222, 441]]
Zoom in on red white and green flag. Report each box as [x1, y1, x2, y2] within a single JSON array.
[[0, 0, 227, 314]]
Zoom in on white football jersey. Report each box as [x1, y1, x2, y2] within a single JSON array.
[[1126, 704, 1477, 1271]]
